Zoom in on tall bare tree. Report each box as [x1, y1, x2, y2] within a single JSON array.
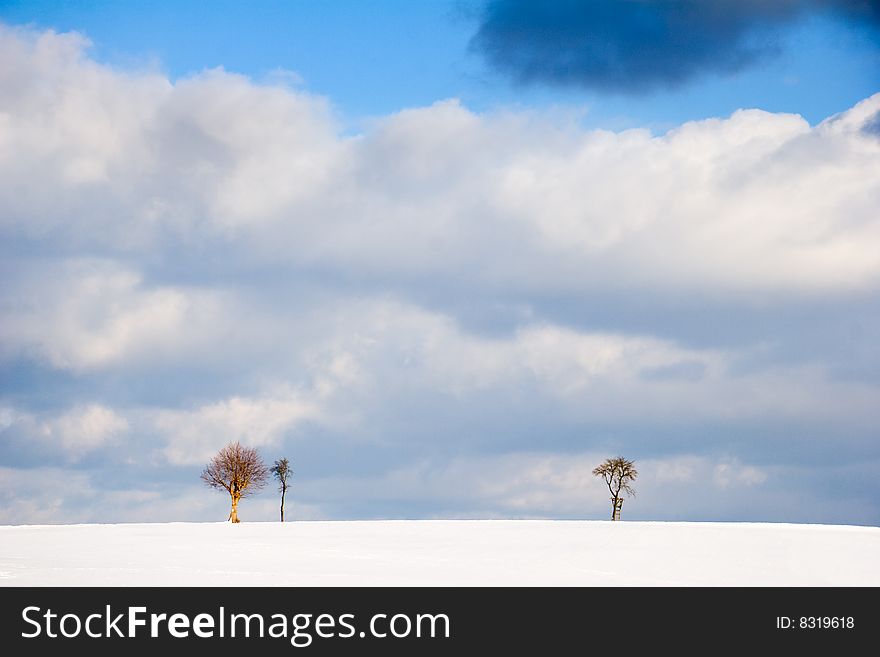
[[201, 442, 269, 523], [270, 457, 292, 522], [592, 456, 638, 520]]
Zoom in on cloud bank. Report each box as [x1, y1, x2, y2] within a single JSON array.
[[1, 25, 880, 525]]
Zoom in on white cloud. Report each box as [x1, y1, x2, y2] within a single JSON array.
[[299, 451, 775, 519], [647, 454, 767, 488], [0, 260, 226, 370], [283, 298, 880, 426], [712, 461, 767, 488], [0, 467, 95, 524], [0, 404, 128, 460], [4, 273, 878, 462], [0, 466, 223, 524], [48, 404, 129, 455], [156, 389, 321, 466], [1, 25, 878, 293]]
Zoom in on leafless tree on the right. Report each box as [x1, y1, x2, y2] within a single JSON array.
[[592, 457, 638, 520]]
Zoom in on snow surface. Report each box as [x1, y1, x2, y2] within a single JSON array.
[[0, 520, 877, 586]]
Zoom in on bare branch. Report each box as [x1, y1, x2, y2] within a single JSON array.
[[592, 456, 638, 519], [201, 442, 269, 522], [270, 457, 292, 493]]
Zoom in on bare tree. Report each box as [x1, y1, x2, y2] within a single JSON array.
[[270, 457, 292, 522], [592, 457, 638, 520], [201, 442, 269, 523]]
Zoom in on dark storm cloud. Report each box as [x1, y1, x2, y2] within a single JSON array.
[[470, 0, 880, 93]]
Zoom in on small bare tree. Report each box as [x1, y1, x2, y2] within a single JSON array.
[[201, 442, 269, 523], [592, 457, 638, 520], [270, 457, 292, 522]]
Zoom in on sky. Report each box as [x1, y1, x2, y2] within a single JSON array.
[[0, 0, 878, 526]]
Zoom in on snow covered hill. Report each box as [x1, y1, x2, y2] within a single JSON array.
[[1, 520, 877, 586]]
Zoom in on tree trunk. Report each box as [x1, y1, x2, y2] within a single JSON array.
[[280, 487, 286, 522], [611, 495, 618, 521], [230, 493, 241, 523]]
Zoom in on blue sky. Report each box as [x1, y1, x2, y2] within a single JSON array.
[[0, 1, 879, 525], [3, 0, 878, 127]]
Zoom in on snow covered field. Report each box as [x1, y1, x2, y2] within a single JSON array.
[[1, 520, 877, 586]]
